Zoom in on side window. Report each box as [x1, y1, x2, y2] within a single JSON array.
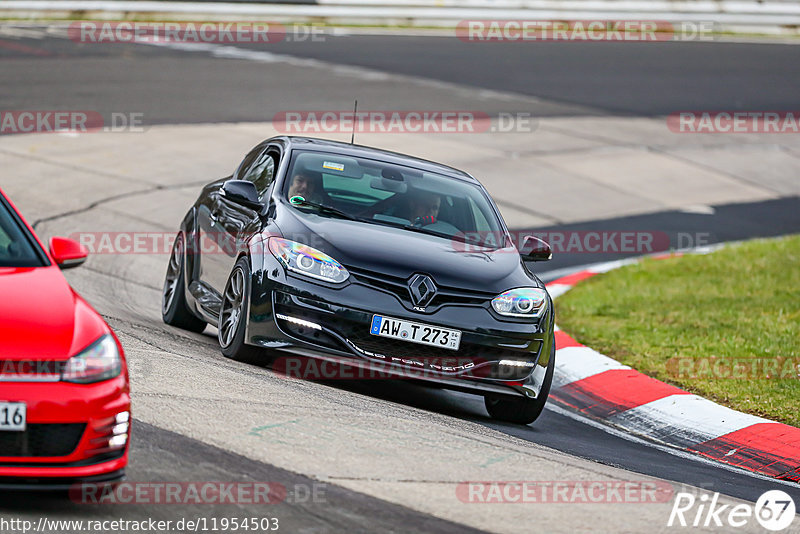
[[235, 144, 264, 180], [240, 147, 279, 202], [245, 152, 275, 201]]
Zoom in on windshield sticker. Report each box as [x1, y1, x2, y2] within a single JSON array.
[[323, 161, 345, 172]]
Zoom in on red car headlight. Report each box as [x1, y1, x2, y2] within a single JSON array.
[[61, 334, 122, 384]]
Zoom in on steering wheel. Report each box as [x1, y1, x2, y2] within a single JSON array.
[[412, 215, 437, 227]]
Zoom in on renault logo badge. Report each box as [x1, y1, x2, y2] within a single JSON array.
[[408, 274, 437, 309]]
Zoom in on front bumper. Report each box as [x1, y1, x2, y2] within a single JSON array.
[[0, 376, 130, 482], [246, 256, 554, 399]]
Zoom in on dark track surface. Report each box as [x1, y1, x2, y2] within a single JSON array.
[[525, 196, 800, 276], [328, 377, 800, 504], [2, 30, 800, 120], [242, 35, 800, 116], [0, 421, 486, 533]]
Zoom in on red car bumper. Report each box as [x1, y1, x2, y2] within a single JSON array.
[[0, 375, 130, 486]]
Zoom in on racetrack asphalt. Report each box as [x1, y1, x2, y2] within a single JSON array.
[[2, 26, 800, 120], [1, 24, 798, 533]]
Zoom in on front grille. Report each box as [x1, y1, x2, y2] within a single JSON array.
[[273, 292, 541, 381], [347, 332, 540, 380], [347, 268, 493, 309], [0, 424, 86, 457], [0, 360, 65, 381]]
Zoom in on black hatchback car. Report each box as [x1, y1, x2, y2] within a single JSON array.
[[162, 137, 555, 424]]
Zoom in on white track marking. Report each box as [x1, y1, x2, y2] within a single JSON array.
[[553, 346, 631, 388], [586, 258, 638, 273], [545, 283, 572, 299], [540, 246, 797, 487], [0, 26, 48, 39], [545, 403, 800, 492], [608, 394, 770, 447]]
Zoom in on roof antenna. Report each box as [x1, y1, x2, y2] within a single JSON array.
[[350, 99, 358, 145]]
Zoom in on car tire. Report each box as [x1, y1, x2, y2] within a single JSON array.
[[218, 257, 263, 363], [162, 233, 206, 333], [484, 344, 555, 425]]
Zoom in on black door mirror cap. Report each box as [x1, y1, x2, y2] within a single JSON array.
[[221, 180, 263, 210], [520, 235, 552, 262]]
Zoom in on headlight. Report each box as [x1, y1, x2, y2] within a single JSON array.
[[61, 334, 122, 384], [491, 288, 548, 318], [268, 237, 349, 284]]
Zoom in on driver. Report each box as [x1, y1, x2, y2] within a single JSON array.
[[287, 169, 323, 203], [407, 190, 441, 226]]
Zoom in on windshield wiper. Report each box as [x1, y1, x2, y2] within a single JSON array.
[[401, 223, 505, 249], [393, 224, 454, 243], [289, 196, 358, 221]]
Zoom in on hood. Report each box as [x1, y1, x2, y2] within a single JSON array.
[[0, 266, 108, 361], [275, 208, 538, 291]]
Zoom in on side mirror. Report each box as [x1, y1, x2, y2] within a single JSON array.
[[520, 235, 552, 262], [220, 180, 262, 210], [49, 237, 88, 269]]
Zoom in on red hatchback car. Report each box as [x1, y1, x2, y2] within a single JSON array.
[[0, 188, 130, 489]]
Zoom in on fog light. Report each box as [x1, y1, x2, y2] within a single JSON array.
[[495, 360, 537, 380], [275, 313, 322, 330], [109, 434, 128, 449], [498, 360, 536, 368]]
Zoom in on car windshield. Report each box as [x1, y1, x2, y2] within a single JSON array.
[[0, 196, 46, 268], [284, 150, 507, 248]]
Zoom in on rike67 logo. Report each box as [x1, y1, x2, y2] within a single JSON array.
[[668, 490, 796, 531]]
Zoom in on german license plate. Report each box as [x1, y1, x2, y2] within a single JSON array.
[[0, 402, 26, 431], [370, 315, 461, 351]]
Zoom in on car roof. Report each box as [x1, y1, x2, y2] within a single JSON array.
[[276, 136, 477, 183]]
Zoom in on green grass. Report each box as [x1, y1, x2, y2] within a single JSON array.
[[556, 235, 800, 427]]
